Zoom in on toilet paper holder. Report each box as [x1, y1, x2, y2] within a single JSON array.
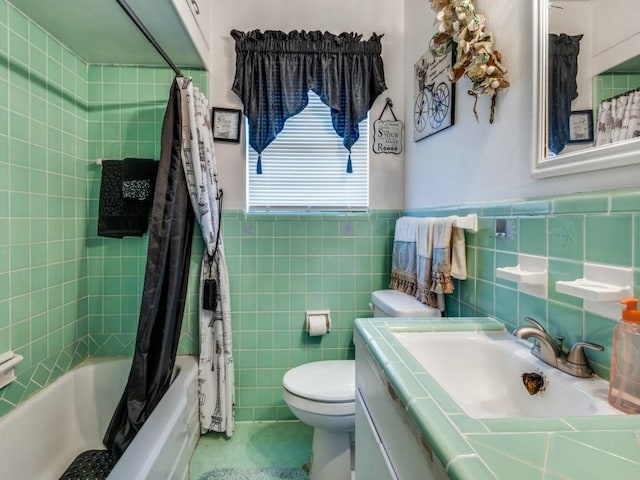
[[306, 310, 331, 335]]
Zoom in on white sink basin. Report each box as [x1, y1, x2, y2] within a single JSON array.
[[392, 330, 621, 418]]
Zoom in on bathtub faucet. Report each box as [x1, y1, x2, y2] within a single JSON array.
[[512, 317, 603, 378]]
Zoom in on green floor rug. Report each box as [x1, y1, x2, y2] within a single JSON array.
[[197, 467, 308, 480]]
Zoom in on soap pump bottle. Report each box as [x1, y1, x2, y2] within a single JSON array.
[[609, 298, 640, 413]]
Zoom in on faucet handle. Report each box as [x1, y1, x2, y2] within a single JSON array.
[[523, 317, 546, 332], [567, 341, 604, 366]]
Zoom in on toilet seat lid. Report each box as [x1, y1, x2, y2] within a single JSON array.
[[283, 360, 355, 402]]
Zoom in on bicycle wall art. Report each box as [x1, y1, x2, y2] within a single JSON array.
[[413, 48, 455, 141]]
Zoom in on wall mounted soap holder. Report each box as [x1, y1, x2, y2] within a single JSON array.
[[555, 263, 633, 319], [0, 351, 23, 390], [496, 253, 548, 299]]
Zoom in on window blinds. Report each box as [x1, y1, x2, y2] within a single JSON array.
[[247, 92, 369, 212]]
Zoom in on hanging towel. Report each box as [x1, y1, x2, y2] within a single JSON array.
[[391, 216, 467, 313], [122, 158, 158, 201], [450, 225, 467, 280], [418, 217, 467, 311], [425, 218, 457, 310], [390, 217, 420, 295], [97, 159, 151, 238], [415, 217, 438, 309]]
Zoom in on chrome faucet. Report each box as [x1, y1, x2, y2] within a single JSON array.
[[512, 317, 604, 378]]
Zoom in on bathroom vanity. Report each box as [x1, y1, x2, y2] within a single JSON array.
[[354, 317, 640, 479], [355, 329, 448, 479]]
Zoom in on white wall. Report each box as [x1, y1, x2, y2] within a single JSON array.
[[209, 0, 406, 210], [591, 0, 640, 74], [403, 0, 640, 210]]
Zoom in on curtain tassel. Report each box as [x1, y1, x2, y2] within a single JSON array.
[[346, 153, 353, 174], [257, 154, 262, 174]]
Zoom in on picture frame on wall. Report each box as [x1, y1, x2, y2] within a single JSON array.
[[212, 107, 242, 143], [567, 109, 594, 144], [412, 46, 455, 142]]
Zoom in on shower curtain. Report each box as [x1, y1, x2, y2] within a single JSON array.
[[595, 89, 640, 146], [104, 78, 195, 459], [177, 77, 235, 436]]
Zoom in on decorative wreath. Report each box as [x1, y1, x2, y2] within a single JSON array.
[[429, 0, 509, 123]]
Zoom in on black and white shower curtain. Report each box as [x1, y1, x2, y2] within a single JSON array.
[[595, 89, 640, 146], [178, 77, 235, 436]]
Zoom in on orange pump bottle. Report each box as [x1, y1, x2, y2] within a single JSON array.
[[609, 298, 640, 413]]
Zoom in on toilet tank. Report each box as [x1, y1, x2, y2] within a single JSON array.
[[370, 290, 441, 318]]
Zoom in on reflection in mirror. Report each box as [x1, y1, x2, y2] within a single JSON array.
[[547, 32, 584, 155], [532, 0, 640, 178], [593, 61, 640, 146]]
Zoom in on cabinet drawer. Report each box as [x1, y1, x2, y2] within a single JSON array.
[[356, 391, 398, 480]]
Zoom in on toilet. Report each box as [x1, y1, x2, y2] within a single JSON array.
[[282, 289, 440, 480], [283, 360, 355, 480], [370, 289, 442, 318]]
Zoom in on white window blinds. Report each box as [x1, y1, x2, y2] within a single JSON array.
[[247, 91, 369, 212]]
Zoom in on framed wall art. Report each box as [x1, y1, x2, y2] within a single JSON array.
[[568, 109, 594, 144], [413, 48, 455, 142], [212, 107, 242, 143]]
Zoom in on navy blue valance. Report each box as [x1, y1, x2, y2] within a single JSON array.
[[231, 29, 387, 173]]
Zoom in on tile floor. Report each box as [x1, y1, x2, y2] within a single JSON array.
[[189, 422, 313, 479]]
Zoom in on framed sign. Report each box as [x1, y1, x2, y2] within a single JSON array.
[[212, 107, 242, 143], [373, 120, 403, 154], [373, 98, 403, 154], [413, 48, 455, 141], [568, 109, 594, 144]]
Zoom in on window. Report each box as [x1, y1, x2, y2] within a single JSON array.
[[247, 92, 369, 212]]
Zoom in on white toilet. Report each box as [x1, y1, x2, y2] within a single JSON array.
[[283, 360, 355, 480], [282, 289, 440, 480], [370, 289, 442, 318]]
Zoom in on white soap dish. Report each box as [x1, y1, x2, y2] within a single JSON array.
[[495, 254, 548, 299], [554, 263, 634, 319], [556, 279, 631, 303], [495, 266, 547, 285]]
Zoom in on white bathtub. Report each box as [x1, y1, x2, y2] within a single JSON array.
[[0, 355, 199, 480]]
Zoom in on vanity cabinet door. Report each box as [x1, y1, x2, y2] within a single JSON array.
[[355, 332, 449, 480], [355, 391, 398, 480]]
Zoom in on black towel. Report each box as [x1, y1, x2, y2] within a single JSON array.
[[122, 157, 158, 200], [98, 160, 151, 238]]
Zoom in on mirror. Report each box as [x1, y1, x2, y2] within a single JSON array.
[[532, 0, 640, 178]]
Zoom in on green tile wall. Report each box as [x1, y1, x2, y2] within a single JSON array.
[[4, 0, 640, 429], [594, 72, 640, 114], [0, 2, 89, 415], [86, 66, 208, 356], [408, 188, 640, 381], [0, 0, 209, 417], [223, 211, 399, 421]]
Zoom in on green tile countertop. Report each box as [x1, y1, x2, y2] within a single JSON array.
[[354, 317, 640, 480]]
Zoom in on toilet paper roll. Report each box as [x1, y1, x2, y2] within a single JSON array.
[[306, 311, 331, 336]]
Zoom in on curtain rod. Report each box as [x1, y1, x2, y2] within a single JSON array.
[[602, 85, 640, 104], [115, 0, 183, 77]]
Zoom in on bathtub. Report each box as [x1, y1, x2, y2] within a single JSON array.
[[0, 355, 199, 480]]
